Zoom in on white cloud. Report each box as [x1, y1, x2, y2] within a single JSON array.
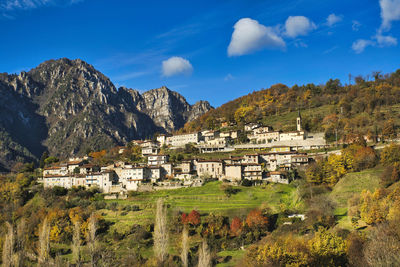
[[376, 33, 398, 46], [352, 39, 374, 54], [284, 16, 316, 38], [326, 13, 343, 27], [227, 18, 285, 56], [352, 34, 397, 53], [379, 0, 400, 31], [224, 73, 235, 81], [162, 57, 193, 77], [0, 0, 81, 12], [352, 20, 361, 31], [350, 1, 399, 53]]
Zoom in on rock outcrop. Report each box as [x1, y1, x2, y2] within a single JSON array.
[[0, 58, 212, 169]]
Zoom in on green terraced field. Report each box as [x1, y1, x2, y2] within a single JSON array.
[[101, 181, 302, 233]]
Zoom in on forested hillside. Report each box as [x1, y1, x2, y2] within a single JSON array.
[[182, 70, 400, 142]]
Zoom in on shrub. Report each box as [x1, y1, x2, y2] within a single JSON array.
[[241, 179, 252, 187], [223, 185, 241, 197], [131, 205, 140, 211]]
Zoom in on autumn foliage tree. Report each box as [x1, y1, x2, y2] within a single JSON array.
[[181, 210, 201, 226], [230, 217, 242, 236], [246, 209, 268, 229]]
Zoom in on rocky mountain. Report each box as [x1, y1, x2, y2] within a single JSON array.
[[0, 58, 212, 170]]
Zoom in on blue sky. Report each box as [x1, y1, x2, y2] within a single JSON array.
[[1, 0, 400, 107]]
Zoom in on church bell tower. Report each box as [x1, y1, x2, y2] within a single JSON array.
[[296, 110, 301, 131]]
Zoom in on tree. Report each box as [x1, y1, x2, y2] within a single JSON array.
[[2, 222, 14, 267], [308, 228, 347, 266], [39, 151, 49, 169], [363, 223, 400, 266], [154, 198, 168, 263], [380, 163, 400, 187], [234, 106, 254, 124], [380, 144, 400, 166], [324, 79, 342, 94], [306, 161, 324, 184], [44, 156, 59, 166], [382, 119, 396, 141], [230, 217, 242, 236], [87, 213, 97, 267], [38, 217, 50, 265], [198, 240, 211, 267], [353, 146, 377, 171], [246, 209, 268, 229], [72, 221, 81, 265], [181, 226, 189, 267], [187, 210, 201, 226], [15, 219, 26, 266]]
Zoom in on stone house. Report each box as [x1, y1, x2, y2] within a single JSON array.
[[242, 154, 259, 164], [196, 160, 224, 179], [243, 164, 263, 180], [224, 164, 242, 182], [267, 171, 289, 184], [148, 155, 169, 166], [167, 132, 202, 147]]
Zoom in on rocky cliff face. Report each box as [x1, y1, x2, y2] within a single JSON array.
[[0, 58, 212, 169], [139, 86, 212, 132]]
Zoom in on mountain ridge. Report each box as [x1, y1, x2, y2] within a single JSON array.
[[0, 58, 212, 170]]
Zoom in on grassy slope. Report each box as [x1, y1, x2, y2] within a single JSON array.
[[102, 181, 301, 233], [330, 167, 383, 229], [98, 181, 301, 265], [261, 105, 334, 132]]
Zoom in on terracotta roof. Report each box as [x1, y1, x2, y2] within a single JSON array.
[[197, 159, 223, 163], [44, 166, 62, 170], [43, 175, 71, 178], [81, 164, 96, 168], [68, 160, 83, 165]]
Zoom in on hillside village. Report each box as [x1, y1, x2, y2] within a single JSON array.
[[42, 112, 326, 195]]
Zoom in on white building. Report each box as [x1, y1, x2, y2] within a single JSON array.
[[225, 165, 242, 182], [245, 123, 261, 131], [249, 131, 280, 143], [43, 166, 68, 176], [149, 166, 162, 182], [201, 130, 220, 142], [267, 171, 289, 184], [279, 131, 306, 141], [148, 155, 168, 166], [167, 132, 202, 147], [253, 126, 273, 135], [142, 146, 160, 156], [220, 130, 240, 139], [67, 160, 84, 173], [156, 134, 171, 146], [84, 171, 116, 193], [242, 154, 259, 164], [205, 137, 231, 147], [43, 175, 73, 189], [161, 163, 173, 178], [243, 164, 263, 180], [196, 160, 224, 179]]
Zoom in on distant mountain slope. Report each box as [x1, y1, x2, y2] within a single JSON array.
[[0, 58, 212, 169]]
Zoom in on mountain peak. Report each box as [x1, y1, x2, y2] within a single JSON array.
[[0, 58, 212, 170]]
